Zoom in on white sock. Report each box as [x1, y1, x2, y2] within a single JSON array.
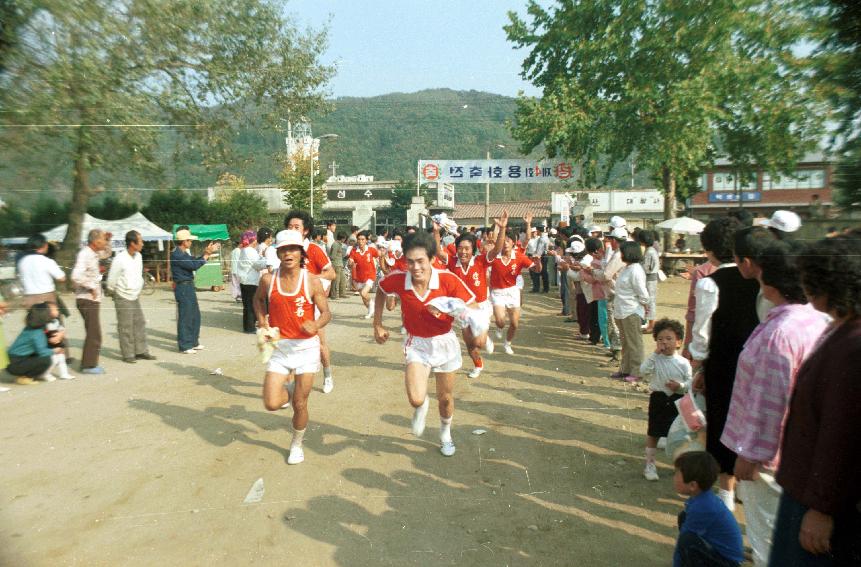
[[53, 353, 70, 377], [367, 302, 374, 315], [291, 428, 306, 449], [504, 340, 512, 347], [718, 488, 735, 511], [440, 416, 453, 444], [645, 447, 657, 464], [323, 367, 332, 379]]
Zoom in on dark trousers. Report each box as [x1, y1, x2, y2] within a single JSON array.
[[588, 300, 601, 344], [114, 296, 149, 359], [7, 354, 52, 377], [240, 284, 258, 333], [675, 512, 740, 567], [530, 269, 541, 292], [560, 274, 570, 315], [174, 283, 200, 351], [76, 298, 102, 368], [539, 254, 549, 291], [576, 293, 590, 336], [331, 265, 347, 298], [770, 491, 860, 566]]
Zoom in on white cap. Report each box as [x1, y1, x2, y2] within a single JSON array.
[[609, 216, 626, 229], [274, 229, 304, 249], [529, 226, 537, 232], [589, 225, 603, 234], [550, 228, 558, 235], [566, 240, 586, 254], [763, 210, 802, 233], [569, 234, 584, 243], [609, 227, 629, 240]]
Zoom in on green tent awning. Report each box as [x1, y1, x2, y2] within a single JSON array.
[[172, 224, 229, 241]]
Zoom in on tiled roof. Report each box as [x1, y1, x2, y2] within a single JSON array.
[[452, 200, 551, 221], [691, 189, 833, 208]]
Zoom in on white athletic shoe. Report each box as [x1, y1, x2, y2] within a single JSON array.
[[322, 376, 334, 394], [440, 441, 456, 457], [181, 349, 197, 354], [363, 313, 373, 319], [468, 367, 482, 379], [484, 336, 495, 354], [57, 374, 75, 380], [287, 446, 305, 465], [644, 462, 660, 481], [193, 344, 205, 350], [411, 397, 430, 437], [495, 328, 503, 341], [503, 343, 514, 355], [37, 372, 56, 382]]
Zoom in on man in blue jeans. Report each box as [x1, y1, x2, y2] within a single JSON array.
[[171, 227, 220, 353]]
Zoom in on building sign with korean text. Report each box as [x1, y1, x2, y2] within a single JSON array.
[[419, 159, 576, 184], [708, 192, 762, 203]]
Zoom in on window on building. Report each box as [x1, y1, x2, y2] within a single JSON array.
[[713, 172, 756, 191], [763, 169, 825, 190]]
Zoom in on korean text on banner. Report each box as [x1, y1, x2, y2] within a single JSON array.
[[419, 159, 576, 184]]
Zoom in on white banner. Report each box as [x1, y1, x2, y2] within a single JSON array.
[[419, 159, 576, 184]]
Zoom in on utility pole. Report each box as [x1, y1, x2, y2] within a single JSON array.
[[484, 149, 491, 227]]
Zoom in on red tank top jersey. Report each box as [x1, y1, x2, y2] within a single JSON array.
[[489, 251, 533, 289], [447, 253, 491, 303], [378, 268, 475, 337], [303, 241, 331, 276], [349, 246, 379, 281], [268, 269, 315, 340]]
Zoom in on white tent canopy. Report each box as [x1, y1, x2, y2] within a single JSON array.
[[4, 212, 173, 248], [654, 216, 706, 235]]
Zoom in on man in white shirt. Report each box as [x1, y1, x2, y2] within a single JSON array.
[[72, 229, 110, 374], [107, 231, 155, 364], [18, 234, 66, 307]]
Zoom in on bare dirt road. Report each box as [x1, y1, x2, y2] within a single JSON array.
[[1, 278, 716, 566]]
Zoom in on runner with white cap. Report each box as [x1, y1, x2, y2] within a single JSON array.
[[253, 229, 332, 465]]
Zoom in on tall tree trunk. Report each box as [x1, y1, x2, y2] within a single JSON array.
[[661, 165, 676, 252], [58, 126, 90, 272]]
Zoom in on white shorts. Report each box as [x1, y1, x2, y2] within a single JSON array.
[[266, 337, 321, 375], [490, 287, 521, 310], [403, 331, 462, 373], [353, 279, 374, 290]]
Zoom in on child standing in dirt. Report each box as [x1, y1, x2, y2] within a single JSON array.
[[640, 318, 691, 481]]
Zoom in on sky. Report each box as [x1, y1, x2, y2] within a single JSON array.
[[284, 0, 543, 99]]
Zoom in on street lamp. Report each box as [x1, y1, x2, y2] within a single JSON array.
[[485, 144, 506, 226], [310, 133, 339, 219]]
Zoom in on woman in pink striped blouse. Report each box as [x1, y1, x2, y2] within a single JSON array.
[[721, 240, 829, 565]]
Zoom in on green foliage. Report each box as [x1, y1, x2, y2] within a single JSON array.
[[0, 0, 333, 260], [208, 190, 270, 239], [87, 194, 139, 220], [505, 0, 828, 215], [279, 152, 326, 214], [0, 200, 29, 238], [387, 181, 432, 224], [29, 196, 70, 233], [816, 1, 861, 208], [142, 189, 210, 232]]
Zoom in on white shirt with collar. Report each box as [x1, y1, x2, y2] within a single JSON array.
[[106, 249, 144, 300], [237, 247, 268, 285], [614, 262, 649, 319]]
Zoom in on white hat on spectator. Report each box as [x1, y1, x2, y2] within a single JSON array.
[[275, 229, 304, 249], [174, 228, 198, 241], [566, 240, 586, 254], [609, 216, 627, 229], [589, 225, 603, 234], [609, 227, 629, 240], [762, 210, 802, 233]]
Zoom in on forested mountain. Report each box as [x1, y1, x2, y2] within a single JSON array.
[[1, 89, 651, 205]]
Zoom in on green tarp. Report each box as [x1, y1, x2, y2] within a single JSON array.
[[171, 224, 229, 241]]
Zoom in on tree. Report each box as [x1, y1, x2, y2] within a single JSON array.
[[387, 181, 431, 224], [0, 199, 28, 238], [141, 188, 210, 232], [87, 194, 139, 220], [208, 172, 269, 238], [0, 1, 333, 266], [816, 0, 861, 207], [279, 151, 326, 215], [505, 1, 827, 223]]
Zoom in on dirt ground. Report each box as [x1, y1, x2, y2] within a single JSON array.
[[0, 277, 741, 566]]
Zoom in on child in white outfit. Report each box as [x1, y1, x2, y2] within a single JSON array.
[[43, 304, 73, 380], [639, 318, 691, 480]]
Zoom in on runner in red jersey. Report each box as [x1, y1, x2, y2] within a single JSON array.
[[373, 231, 477, 457], [438, 211, 509, 378], [490, 224, 537, 355], [285, 210, 337, 394], [254, 230, 331, 466], [347, 231, 380, 319]]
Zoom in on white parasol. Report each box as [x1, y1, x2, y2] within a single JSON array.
[[654, 216, 706, 235]]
